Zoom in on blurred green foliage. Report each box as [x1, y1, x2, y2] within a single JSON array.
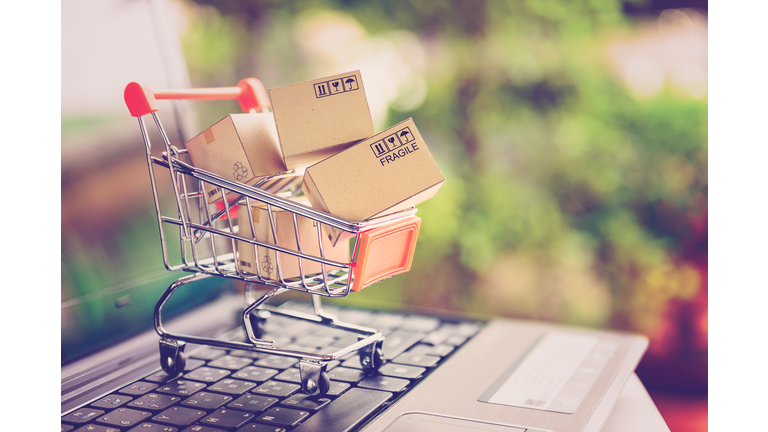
[[178, 0, 707, 334]]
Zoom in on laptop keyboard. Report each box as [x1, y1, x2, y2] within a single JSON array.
[[61, 301, 483, 432]]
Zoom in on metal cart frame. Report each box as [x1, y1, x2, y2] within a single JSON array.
[[124, 79, 420, 395]]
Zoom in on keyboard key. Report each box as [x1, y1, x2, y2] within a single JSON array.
[[61, 425, 74, 432], [291, 388, 392, 432], [184, 367, 232, 382], [454, 322, 483, 337], [119, 381, 159, 396], [96, 407, 153, 428], [420, 330, 449, 346], [144, 359, 206, 384], [62, 408, 104, 424], [279, 393, 331, 411], [156, 380, 207, 397], [200, 409, 255, 429], [251, 380, 300, 398], [326, 367, 365, 383], [253, 407, 310, 428], [334, 309, 373, 325], [444, 335, 468, 346], [208, 355, 254, 371], [401, 316, 440, 332], [229, 350, 265, 359], [152, 406, 207, 427], [273, 368, 302, 383], [367, 312, 404, 330], [178, 426, 222, 432], [254, 355, 298, 370], [381, 329, 424, 359], [180, 391, 233, 410], [293, 334, 335, 350], [90, 393, 133, 409], [235, 424, 286, 432], [340, 357, 363, 369], [429, 344, 455, 356], [325, 381, 351, 397], [72, 425, 120, 432], [358, 375, 410, 392], [208, 378, 258, 395], [306, 326, 355, 340], [407, 343, 453, 358], [232, 366, 279, 382], [392, 351, 440, 367], [127, 423, 179, 431], [228, 394, 279, 413], [145, 370, 181, 384], [190, 348, 227, 361], [129, 393, 181, 411], [378, 363, 426, 379]]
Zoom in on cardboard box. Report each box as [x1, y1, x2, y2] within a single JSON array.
[[303, 117, 445, 245], [269, 70, 375, 170], [185, 112, 288, 204], [236, 197, 350, 280]]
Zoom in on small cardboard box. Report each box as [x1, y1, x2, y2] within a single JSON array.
[[185, 112, 287, 204], [269, 70, 375, 170], [236, 197, 350, 280], [303, 117, 445, 245]]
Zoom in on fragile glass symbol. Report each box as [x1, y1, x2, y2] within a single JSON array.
[[332, 82, 340, 92]]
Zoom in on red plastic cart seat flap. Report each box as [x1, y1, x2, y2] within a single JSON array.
[[351, 216, 421, 292], [214, 200, 239, 219]]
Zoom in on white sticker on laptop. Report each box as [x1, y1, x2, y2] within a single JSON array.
[[478, 332, 617, 414]]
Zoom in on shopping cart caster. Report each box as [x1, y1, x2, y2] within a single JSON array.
[[245, 309, 270, 340], [299, 359, 331, 396], [159, 339, 187, 376], [359, 338, 385, 371]]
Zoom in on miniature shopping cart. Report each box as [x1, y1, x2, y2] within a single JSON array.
[[123, 79, 422, 396]]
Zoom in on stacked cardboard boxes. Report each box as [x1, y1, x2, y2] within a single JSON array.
[[184, 71, 444, 281]]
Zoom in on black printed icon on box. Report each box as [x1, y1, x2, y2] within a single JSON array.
[[384, 133, 403, 151], [343, 76, 359, 91], [314, 75, 360, 98], [398, 127, 413, 144], [233, 162, 248, 181], [370, 140, 389, 157], [329, 79, 344, 94], [314, 82, 330, 98]]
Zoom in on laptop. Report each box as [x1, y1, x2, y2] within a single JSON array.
[[61, 274, 648, 432], [61, 1, 648, 430]]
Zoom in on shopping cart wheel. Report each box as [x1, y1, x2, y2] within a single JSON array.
[[246, 309, 269, 340], [299, 360, 331, 396], [358, 338, 385, 371], [159, 339, 187, 376]]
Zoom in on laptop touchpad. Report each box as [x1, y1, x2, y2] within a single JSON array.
[[383, 413, 526, 432]]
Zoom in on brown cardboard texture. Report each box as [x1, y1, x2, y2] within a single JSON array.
[[236, 197, 349, 280], [303, 117, 444, 245], [269, 70, 374, 170], [185, 112, 287, 204]]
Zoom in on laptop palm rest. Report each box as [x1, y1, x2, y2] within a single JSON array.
[[364, 319, 647, 432], [384, 413, 526, 432]]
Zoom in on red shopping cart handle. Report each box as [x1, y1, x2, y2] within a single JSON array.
[[124, 78, 270, 117]]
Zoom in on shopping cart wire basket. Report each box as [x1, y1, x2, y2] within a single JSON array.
[[124, 79, 422, 395]]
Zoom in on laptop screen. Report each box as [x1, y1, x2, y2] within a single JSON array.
[[61, 0, 224, 365]]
